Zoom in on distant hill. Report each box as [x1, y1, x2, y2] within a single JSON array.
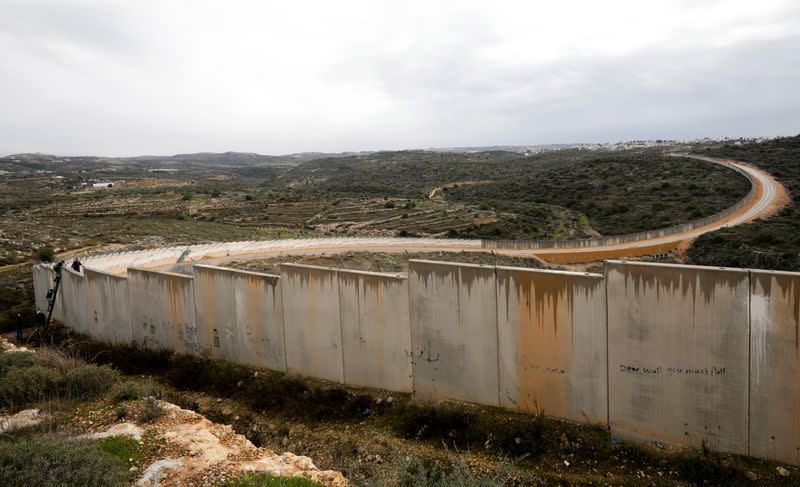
[[0, 136, 783, 173], [0, 150, 375, 172]]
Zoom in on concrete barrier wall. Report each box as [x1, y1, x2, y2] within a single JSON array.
[[281, 264, 344, 382], [232, 269, 285, 371], [61, 267, 89, 335], [128, 268, 198, 353], [607, 261, 750, 454], [338, 269, 412, 392], [85, 268, 131, 344], [39, 257, 800, 464], [193, 265, 238, 361], [496, 267, 607, 423], [750, 270, 800, 464], [409, 260, 499, 406]]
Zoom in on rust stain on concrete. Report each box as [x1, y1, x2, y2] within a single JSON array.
[[612, 262, 747, 306]]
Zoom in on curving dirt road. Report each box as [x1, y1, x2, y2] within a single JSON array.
[[78, 154, 788, 273]]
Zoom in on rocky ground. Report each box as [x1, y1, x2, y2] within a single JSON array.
[[0, 337, 348, 487]]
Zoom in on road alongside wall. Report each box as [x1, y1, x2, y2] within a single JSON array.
[[69, 154, 786, 272], [33, 259, 800, 464]]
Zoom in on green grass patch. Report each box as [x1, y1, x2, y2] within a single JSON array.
[[218, 473, 323, 487], [97, 436, 145, 464]]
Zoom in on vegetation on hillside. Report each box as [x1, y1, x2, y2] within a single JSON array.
[[688, 135, 800, 271], [446, 151, 750, 236], [271, 149, 749, 238]]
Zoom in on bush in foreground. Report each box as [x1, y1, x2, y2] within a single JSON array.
[[0, 348, 121, 410], [0, 435, 128, 487]]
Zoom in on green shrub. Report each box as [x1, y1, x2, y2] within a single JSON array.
[[392, 402, 548, 458], [64, 364, 120, 398], [115, 403, 128, 419], [36, 247, 55, 262], [109, 379, 155, 403], [392, 455, 513, 487], [0, 435, 128, 486], [0, 352, 40, 375], [36, 347, 84, 374], [0, 351, 119, 409], [138, 397, 164, 423], [218, 473, 323, 487], [0, 365, 61, 410]]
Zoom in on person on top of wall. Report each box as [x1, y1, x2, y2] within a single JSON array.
[[71, 259, 82, 272]]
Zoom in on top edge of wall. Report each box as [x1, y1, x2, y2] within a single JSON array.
[[279, 263, 339, 273], [62, 266, 84, 277], [127, 267, 194, 279], [192, 264, 241, 273], [408, 259, 495, 270], [279, 262, 407, 279], [604, 260, 750, 274], [748, 268, 800, 278], [83, 266, 129, 280], [336, 267, 407, 279], [192, 264, 280, 280], [494, 265, 604, 279]]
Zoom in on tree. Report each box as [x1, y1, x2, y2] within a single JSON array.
[[36, 247, 55, 262]]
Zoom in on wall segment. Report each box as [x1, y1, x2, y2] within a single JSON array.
[[85, 268, 131, 344], [496, 267, 607, 423], [60, 267, 89, 335], [338, 268, 412, 392], [193, 265, 238, 361], [606, 261, 750, 454], [231, 268, 285, 371], [128, 268, 198, 353], [408, 260, 499, 406], [281, 264, 344, 383], [750, 270, 800, 464]]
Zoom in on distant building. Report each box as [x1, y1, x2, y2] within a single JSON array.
[[92, 182, 114, 189]]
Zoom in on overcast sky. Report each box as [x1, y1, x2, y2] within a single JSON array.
[[1, 1, 799, 156]]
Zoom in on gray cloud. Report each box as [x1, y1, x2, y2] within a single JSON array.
[[0, 1, 798, 156]]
